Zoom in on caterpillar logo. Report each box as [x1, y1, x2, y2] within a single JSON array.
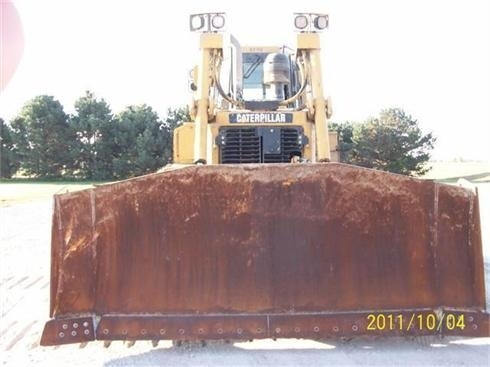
[[229, 113, 293, 123]]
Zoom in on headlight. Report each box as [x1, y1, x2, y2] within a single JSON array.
[[190, 14, 205, 31], [294, 15, 309, 30], [211, 14, 225, 29], [314, 15, 328, 30]]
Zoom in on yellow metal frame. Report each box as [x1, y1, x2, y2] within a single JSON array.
[[174, 30, 337, 164]]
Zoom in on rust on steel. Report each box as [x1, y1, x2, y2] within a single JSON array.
[[40, 163, 489, 345]]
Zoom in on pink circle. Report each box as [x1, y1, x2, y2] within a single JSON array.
[[1, 1, 24, 91]]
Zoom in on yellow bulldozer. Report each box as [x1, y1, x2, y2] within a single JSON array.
[[41, 13, 488, 346]]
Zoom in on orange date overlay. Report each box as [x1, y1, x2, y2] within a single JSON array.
[[366, 313, 465, 332]]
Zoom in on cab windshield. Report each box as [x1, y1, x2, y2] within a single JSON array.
[[242, 52, 267, 100]]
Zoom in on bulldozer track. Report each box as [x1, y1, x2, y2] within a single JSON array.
[[1, 201, 53, 353], [4, 321, 37, 351], [1, 274, 49, 352], [0, 321, 17, 338], [7, 276, 28, 290], [23, 276, 44, 290]]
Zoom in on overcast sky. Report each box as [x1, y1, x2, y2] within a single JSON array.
[[1, 0, 489, 160]]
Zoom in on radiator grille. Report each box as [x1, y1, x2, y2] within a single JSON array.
[[217, 127, 305, 164], [219, 128, 261, 164]]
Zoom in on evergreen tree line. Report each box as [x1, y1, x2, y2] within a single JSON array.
[[1, 92, 436, 179], [331, 108, 436, 176], [0, 92, 189, 179]]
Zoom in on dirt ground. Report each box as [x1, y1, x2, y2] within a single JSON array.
[[1, 164, 489, 366]]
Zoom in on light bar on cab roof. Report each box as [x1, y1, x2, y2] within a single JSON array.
[[294, 13, 329, 32], [189, 13, 226, 32]]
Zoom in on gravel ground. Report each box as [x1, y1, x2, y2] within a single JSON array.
[[1, 183, 489, 367]]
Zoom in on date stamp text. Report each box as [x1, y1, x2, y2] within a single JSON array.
[[366, 313, 466, 332]]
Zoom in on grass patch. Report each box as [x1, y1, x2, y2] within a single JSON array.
[[0, 181, 103, 206]]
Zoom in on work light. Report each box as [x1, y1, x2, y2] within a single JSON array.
[[294, 15, 308, 30], [211, 14, 225, 29], [314, 15, 328, 30], [190, 14, 205, 31]]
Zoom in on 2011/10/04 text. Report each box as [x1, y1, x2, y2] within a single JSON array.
[[366, 313, 465, 331]]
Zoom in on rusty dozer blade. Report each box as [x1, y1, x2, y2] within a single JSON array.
[[40, 163, 489, 346]]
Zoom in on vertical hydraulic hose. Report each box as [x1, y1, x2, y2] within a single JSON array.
[[194, 48, 211, 163], [308, 48, 331, 161]]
